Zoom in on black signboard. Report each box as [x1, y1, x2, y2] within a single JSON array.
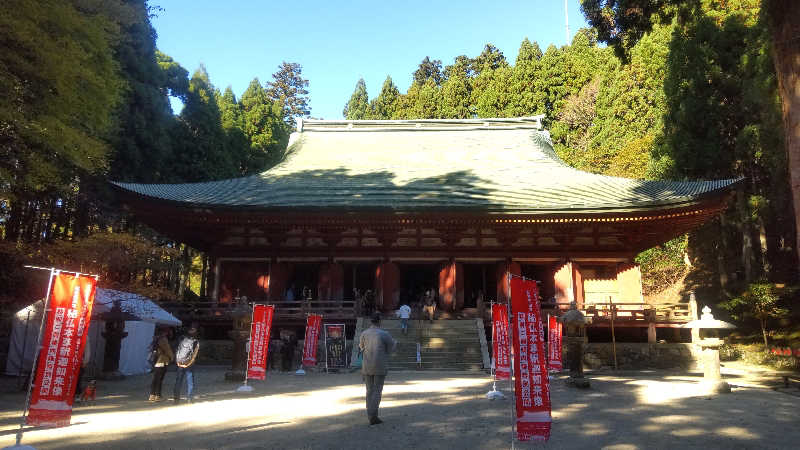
[[324, 323, 346, 372]]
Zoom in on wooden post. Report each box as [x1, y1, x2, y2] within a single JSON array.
[[647, 323, 657, 344], [609, 297, 618, 370], [689, 291, 700, 343]]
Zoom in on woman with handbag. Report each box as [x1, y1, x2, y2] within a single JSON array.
[[149, 327, 174, 402]]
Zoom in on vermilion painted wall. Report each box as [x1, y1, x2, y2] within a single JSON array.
[[375, 262, 400, 311]]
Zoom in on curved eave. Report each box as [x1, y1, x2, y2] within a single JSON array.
[[111, 178, 740, 218]]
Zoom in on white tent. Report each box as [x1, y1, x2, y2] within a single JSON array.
[[5, 288, 181, 376]]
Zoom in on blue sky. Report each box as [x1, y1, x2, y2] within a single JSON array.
[[151, 0, 590, 120]]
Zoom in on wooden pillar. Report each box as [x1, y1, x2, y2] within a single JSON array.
[[211, 257, 221, 304], [330, 262, 344, 301], [438, 260, 464, 312], [495, 260, 521, 303], [268, 262, 290, 302], [317, 262, 343, 301], [375, 262, 399, 311], [554, 261, 585, 308], [573, 262, 584, 309]]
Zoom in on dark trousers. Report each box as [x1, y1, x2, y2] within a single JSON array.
[[75, 367, 85, 397], [363, 374, 386, 421], [150, 366, 167, 397]]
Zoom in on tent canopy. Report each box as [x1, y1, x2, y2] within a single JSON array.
[[6, 288, 180, 376], [93, 288, 181, 326]]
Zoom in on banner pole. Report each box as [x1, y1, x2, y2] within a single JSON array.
[[15, 268, 56, 447], [609, 297, 618, 371], [486, 300, 504, 399], [506, 270, 517, 449], [237, 303, 255, 393]]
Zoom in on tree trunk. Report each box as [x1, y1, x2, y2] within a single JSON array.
[[761, 318, 769, 348], [767, 0, 800, 276], [716, 216, 730, 295], [737, 191, 755, 282], [757, 215, 770, 276]]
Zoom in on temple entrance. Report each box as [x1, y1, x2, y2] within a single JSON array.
[[288, 263, 319, 299], [343, 262, 377, 298], [398, 263, 438, 307], [462, 263, 496, 308], [520, 263, 556, 302]]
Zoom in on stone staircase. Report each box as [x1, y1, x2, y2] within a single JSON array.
[[367, 319, 488, 371]]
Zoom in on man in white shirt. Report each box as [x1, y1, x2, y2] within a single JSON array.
[[397, 303, 412, 335]]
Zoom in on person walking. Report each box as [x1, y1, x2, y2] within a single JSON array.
[[397, 303, 412, 335], [149, 327, 174, 402], [173, 326, 200, 404], [359, 312, 396, 425]]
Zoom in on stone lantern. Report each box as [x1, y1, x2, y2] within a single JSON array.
[[98, 301, 136, 380], [560, 302, 590, 388], [682, 306, 736, 394], [225, 294, 251, 381]]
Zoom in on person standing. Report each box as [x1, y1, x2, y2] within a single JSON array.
[[359, 312, 396, 425], [423, 289, 437, 323], [397, 303, 412, 335], [173, 326, 200, 404], [149, 327, 174, 402]]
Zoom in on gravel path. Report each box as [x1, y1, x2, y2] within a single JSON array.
[[0, 363, 797, 449]]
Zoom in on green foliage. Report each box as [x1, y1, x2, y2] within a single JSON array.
[[721, 282, 791, 346], [735, 344, 799, 371], [108, 2, 175, 184], [343, 78, 370, 120], [266, 61, 310, 125], [239, 79, 287, 170], [370, 76, 400, 119], [635, 236, 689, 294], [0, 0, 125, 196], [413, 57, 443, 86]]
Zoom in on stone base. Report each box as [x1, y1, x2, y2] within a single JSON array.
[[702, 380, 731, 394], [99, 371, 125, 381], [566, 376, 591, 389], [225, 371, 246, 382]]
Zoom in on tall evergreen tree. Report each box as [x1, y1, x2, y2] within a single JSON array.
[[508, 38, 546, 117], [370, 76, 400, 119], [1, 0, 126, 241], [240, 79, 287, 170], [266, 62, 310, 125], [343, 78, 370, 120], [108, 0, 175, 183], [472, 44, 509, 76], [413, 57, 444, 86], [169, 66, 232, 182], [439, 57, 473, 119]]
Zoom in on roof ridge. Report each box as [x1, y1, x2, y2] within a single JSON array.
[[297, 116, 545, 132]]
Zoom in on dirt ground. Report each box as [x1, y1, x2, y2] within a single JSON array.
[[0, 362, 798, 450]]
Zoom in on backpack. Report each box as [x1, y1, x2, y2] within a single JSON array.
[[175, 337, 198, 366], [147, 337, 158, 366]]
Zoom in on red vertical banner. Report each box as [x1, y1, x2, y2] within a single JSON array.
[[302, 314, 322, 366], [548, 315, 563, 372], [28, 273, 97, 427], [492, 304, 511, 380], [246, 304, 274, 380], [510, 277, 551, 442]]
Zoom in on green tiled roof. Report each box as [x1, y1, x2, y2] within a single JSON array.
[[113, 118, 739, 214]]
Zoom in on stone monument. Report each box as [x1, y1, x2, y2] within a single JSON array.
[[100, 301, 130, 380], [561, 302, 590, 388], [682, 305, 736, 394], [225, 294, 252, 381]]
